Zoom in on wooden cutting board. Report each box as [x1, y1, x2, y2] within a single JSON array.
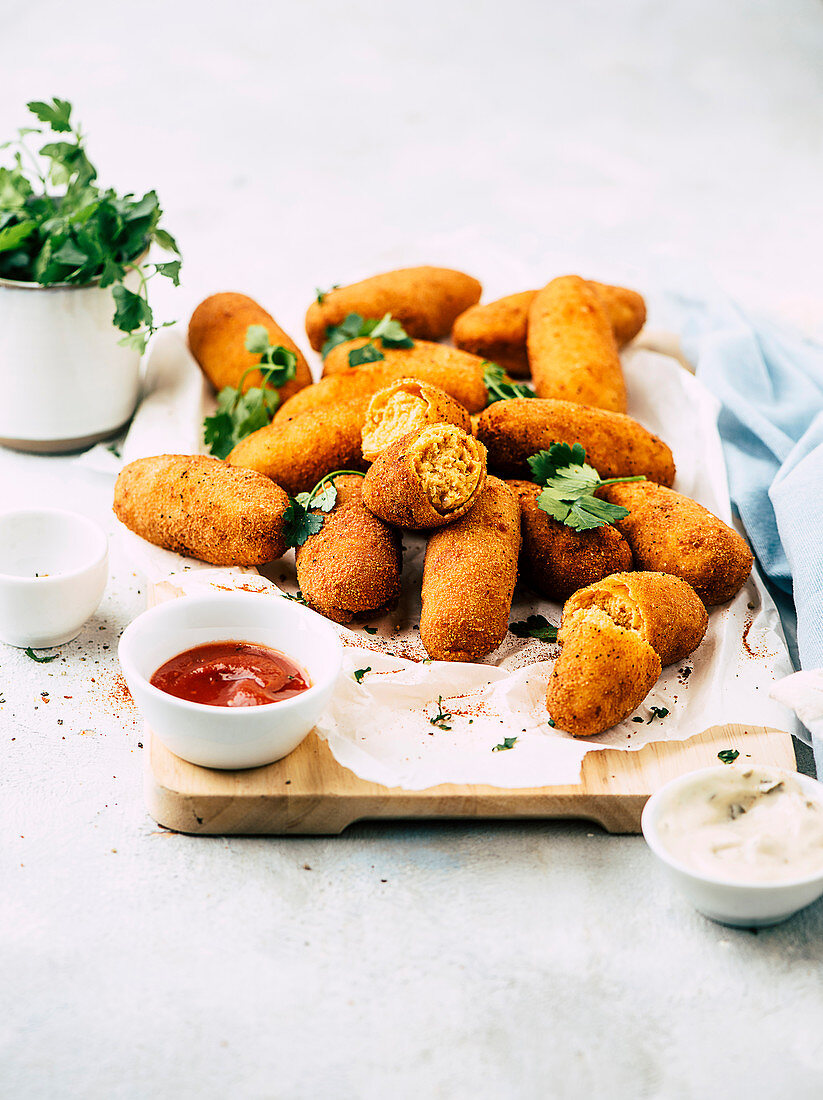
[[142, 580, 797, 835], [145, 723, 796, 836]]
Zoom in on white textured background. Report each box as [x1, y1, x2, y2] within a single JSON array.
[[2, 2, 823, 1097]]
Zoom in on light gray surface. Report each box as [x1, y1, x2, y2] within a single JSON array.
[[2, 2, 823, 1097]]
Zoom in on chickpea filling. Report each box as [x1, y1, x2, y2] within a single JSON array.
[[411, 424, 485, 513]]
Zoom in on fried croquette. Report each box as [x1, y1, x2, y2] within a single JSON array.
[[453, 283, 646, 378], [188, 292, 312, 406], [546, 608, 662, 737], [477, 398, 675, 485], [420, 477, 520, 662], [113, 454, 288, 566], [508, 480, 633, 601], [599, 482, 754, 606], [227, 398, 369, 496], [528, 276, 627, 412], [276, 356, 488, 420], [295, 475, 401, 624], [362, 424, 487, 530], [361, 378, 471, 462], [560, 571, 708, 667], [305, 266, 482, 351]]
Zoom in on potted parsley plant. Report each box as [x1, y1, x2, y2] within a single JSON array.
[[0, 98, 181, 452]]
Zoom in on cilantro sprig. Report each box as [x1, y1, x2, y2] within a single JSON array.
[[482, 362, 538, 406], [527, 443, 645, 532], [509, 615, 558, 643], [320, 312, 413, 362], [284, 470, 366, 549], [0, 98, 181, 355], [492, 736, 518, 752], [203, 326, 297, 458]]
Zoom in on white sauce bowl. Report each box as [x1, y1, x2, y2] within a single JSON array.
[[642, 765, 823, 927], [118, 592, 343, 770], [0, 509, 108, 648]]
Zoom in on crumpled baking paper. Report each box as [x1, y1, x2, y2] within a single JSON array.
[[115, 331, 798, 788]]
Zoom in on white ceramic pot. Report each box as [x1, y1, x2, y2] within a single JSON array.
[[0, 269, 143, 453]]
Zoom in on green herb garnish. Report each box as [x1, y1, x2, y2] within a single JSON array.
[[429, 696, 452, 731], [353, 667, 371, 684], [482, 362, 538, 405], [315, 284, 339, 304], [283, 470, 366, 548], [25, 647, 59, 663], [363, 626, 378, 635], [281, 591, 307, 605], [492, 736, 518, 752], [320, 312, 413, 361], [647, 706, 670, 723], [203, 326, 297, 458], [0, 98, 181, 355], [718, 748, 740, 764], [528, 443, 645, 532], [509, 615, 558, 643]]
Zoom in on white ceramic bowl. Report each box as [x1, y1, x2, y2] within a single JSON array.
[[118, 592, 343, 770], [642, 765, 823, 927], [0, 509, 109, 648]]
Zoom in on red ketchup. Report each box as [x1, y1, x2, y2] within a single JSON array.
[[150, 641, 310, 707]]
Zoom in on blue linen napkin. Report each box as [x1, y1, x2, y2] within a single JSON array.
[[674, 295, 823, 758]]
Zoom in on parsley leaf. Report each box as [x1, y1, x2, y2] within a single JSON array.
[[509, 615, 558, 642], [349, 342, 385, 367], [718, 748, 740, 764], [429, 696, 452, 731], [25, 647, 60, 663], [321, 312, 413, 359], [492, 736, 518, 752], [647, 706, 670, 723], [203, 326, 297, 457], [283, 470, 366, 548], [27, 97, 73, 132], [527, 443, 645, 532], [483, 361, 538, 405], [353, 667, 371, 684]]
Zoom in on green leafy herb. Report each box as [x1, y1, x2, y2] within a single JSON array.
[[647, 706, 670, 723], [320, 312, 413, 360], [25, 647, 59, 663], [632, 716, 644, 723], [203, 326, 297, 458], [509, 614, 558, 643], [547, 718, 556, 728], [0, 98, 181, 354], [429, 696, 452, 731], [482, 362, 538, 405], [283, 470, 366, 548], [492, 736, 518, 752], [363, 626, 378, 635], [527, 442, 645, 532], [348, 342, 385, 368], [353, 667, 371, 684], [281, 591, 307, 605], [718, 748, 740, 764], [315, 284, 339, 304]]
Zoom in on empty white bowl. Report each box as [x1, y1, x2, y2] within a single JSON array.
[[642, 765, 823, 927], [0, 509, 108, 648], [118, 591, 343, 769]]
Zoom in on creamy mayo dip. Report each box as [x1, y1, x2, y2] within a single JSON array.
[[657, 765, 823, 883]]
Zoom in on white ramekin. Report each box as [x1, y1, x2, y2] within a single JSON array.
[[642, 765, 823, 927], [0, 509, 109, 648], [0, 269, 143, 453], [118, 592, 343, 770]]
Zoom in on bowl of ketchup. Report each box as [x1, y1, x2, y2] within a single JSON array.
[[118, 592, 343, 769]]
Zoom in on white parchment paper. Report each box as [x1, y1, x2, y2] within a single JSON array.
[[115, 331, 798, 788]]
